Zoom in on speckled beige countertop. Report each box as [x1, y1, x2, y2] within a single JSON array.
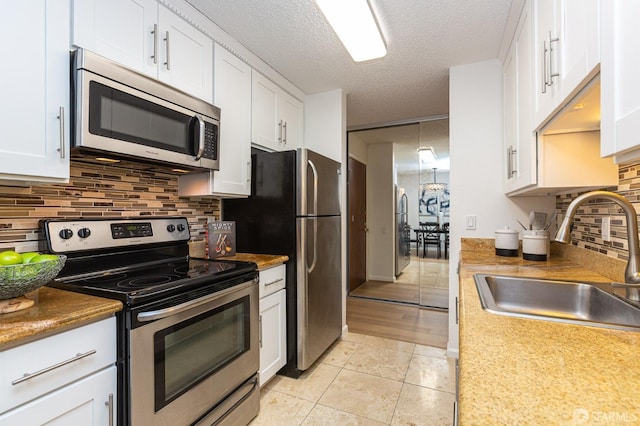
[[0, 287, 122, 350], [458, 239, 640, 425]]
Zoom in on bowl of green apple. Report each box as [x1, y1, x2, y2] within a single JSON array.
[[0, 251, 66, 299]]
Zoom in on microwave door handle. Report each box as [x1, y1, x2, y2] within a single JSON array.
[[193, 115, 205, 160]]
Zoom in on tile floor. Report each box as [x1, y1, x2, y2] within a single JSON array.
[[250, 331, 455, 425]]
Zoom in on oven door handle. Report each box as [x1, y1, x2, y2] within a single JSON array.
[[137, 279, 254, 322]]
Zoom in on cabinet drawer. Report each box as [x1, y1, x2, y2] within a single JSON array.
[[0, 317, 116, 414], [259, 264, 286, 298]]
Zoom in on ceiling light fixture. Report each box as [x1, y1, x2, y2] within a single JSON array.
[[418, 147, 437, 164], [315, 0, 387, 62], [424, 168, 447, 192]]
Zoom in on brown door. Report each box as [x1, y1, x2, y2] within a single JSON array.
[[348, 157, 367, 292]]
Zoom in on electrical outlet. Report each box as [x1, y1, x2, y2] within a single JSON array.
[[602, 216, 611, 242]]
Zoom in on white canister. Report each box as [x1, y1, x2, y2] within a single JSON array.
[[495, 227, 519, 257], [522, 230, 550, 261]]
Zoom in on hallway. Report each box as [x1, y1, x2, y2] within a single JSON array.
[[350, 255, 449, 308]]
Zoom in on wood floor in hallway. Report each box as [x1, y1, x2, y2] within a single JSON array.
[[346, 297, 449, 348]]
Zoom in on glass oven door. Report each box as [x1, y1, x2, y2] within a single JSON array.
[[129, 278, 259, 426]]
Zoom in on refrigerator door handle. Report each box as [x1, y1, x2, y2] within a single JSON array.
[[308, 218, 318, 273], [307, 159, 319, 216]]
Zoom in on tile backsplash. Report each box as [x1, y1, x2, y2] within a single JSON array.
[[0, 158, 219, 253], [556, 161, 640, 262]]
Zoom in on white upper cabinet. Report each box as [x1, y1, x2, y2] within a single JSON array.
[[178, 44, 252, 198], [0, 0, 70, 183], [503, 1, 536, 194], [252, 71, 303, 151], [532, 0, 600, 129], [600, 0, 640, 163], [73, 0, 213, 102]]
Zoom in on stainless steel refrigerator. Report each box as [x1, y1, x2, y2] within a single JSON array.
[[223, 148, 342, 377], [395, 186, 410, 276]]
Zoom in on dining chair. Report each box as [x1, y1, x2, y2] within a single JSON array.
[[442, 222, 450, 259], [419, 221, 441, 258]]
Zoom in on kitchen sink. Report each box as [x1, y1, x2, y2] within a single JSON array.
[[474, 274, 640, 331]]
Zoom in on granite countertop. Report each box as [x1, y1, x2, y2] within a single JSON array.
[[222, 253, 289, 270], [0, 287, 122, 350], [458, 242, 640, 425]]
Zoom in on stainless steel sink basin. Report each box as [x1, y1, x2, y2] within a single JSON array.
[[474, 274, 640, 331]]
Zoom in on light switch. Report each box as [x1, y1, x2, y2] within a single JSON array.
[[465, 215, 476, 230]]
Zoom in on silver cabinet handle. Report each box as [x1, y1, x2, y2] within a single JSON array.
[[57, 106, 65, 159], [548, 31, 559, 83], [507, 146, 512, 178], [12, 349, 97, 385], [278, 120, 283, 144], [193, 115, 205, 160], [542, 40, 548, 93], [151, 24, 158, 64], [105, 393, 114, 426], [258, 314, 263, 348], [282, 121, 287, 145], [246, 160, 251, 183], [164, 31, 170, 70], [264, 278, 284, 287]]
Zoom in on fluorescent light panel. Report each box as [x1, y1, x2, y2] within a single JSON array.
[[315, 0, 386, 62], [418, 147, 437, 163]]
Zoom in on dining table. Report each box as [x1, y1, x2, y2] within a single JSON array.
[[413, 226, 449, 259]]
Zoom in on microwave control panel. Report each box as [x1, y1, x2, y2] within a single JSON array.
[[202, 122, 218, 160]]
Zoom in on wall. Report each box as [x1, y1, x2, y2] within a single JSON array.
[[0, 158, 219, 253], [366, 143, 395, 281], [448, 59, 556, 357]]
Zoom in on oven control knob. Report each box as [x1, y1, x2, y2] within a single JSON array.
[[177, 224, 186, 232], [77, 227, 91, 239], [167, 224, 176, 232], [59, 228, 73, 239]]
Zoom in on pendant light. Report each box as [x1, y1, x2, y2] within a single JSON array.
[[424, 168, 447, 191]]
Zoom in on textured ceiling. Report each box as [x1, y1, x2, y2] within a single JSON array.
[[186, 0, 514, 128]]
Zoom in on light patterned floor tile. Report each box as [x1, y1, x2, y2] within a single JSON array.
[[319, 339, 360, 367], [404, 354, 455, 393], [319, 369, 403, 424], [265, 362, 341, 402], [250, 389, 315, 426], [344, 344, 412, 381], [361, 334, 416, 353], [391, 383, 455, 426], [414, 344, 448, 359], [301, 404, 386, 425], [342, 330, 369, 343]]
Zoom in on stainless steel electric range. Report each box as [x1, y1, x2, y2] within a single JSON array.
[[40, 217, 260, 426]]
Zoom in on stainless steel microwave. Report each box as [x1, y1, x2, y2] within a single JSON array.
[[72, 49, 220, 171]]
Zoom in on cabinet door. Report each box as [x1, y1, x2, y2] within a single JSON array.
[[72, 0, 157, 77], [557, 0, 600, 101], [158, 5, 213, 103], [504, 1, 536, 194], [279, 92, 304, 149], [600, 0, 640, 161], [0, 367, 116, 426], [532, 0, 561, 127], [251, 71, 279, 150], [212, 44, 252, 196], [259, 289, 286, 386], [0, 0, 69, 183]]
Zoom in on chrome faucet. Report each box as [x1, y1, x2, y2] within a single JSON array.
[[554, 190, 640, 302]]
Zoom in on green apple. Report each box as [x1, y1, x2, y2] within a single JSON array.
[[0, 250, 23, 265], [29, 254, 59, 263], [20, 252, 41, 263]]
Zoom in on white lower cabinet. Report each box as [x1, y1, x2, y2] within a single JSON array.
[[0, 367, 116, 426], [0, 317, 117, 425], [258, 264, 287, 386]]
